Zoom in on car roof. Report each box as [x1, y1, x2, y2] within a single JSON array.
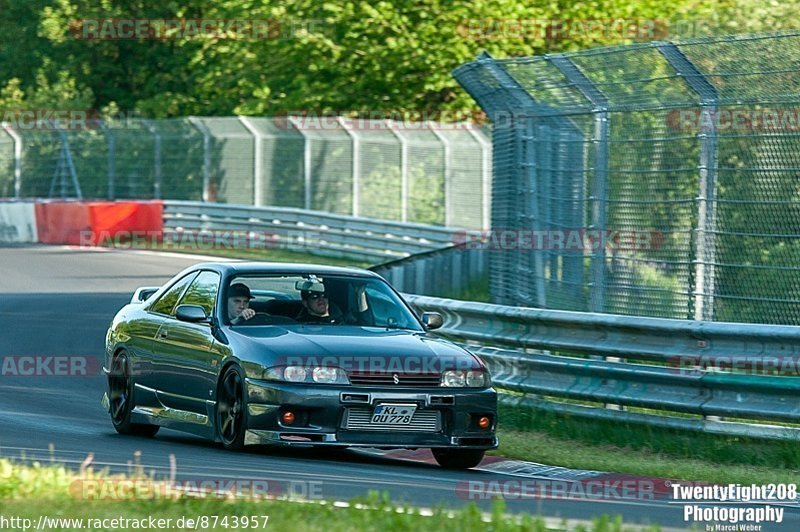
[[188, 261, 380, 278]]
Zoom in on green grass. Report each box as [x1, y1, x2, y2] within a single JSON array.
[[442, 274, 491, 302], [491, 402, 800, 485], [0, 460, 657, 531]]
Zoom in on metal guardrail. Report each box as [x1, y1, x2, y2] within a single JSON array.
[[405, 294, 800, 441], [163, 200, 458, 262]]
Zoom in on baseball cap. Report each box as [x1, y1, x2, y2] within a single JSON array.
[[295, 279, 326, 294], [229, 283, 254, 299]]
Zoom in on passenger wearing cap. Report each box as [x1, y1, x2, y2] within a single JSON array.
[[228, 283, 256, 324]]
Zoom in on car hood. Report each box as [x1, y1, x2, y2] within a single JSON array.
[[227, 325, 484, 371]]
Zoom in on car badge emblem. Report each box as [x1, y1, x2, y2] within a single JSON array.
[[393, 373, 400, 385]]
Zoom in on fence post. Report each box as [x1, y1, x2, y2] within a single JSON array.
[[188, 117, 213, 202], [388, 120, 410, 223], [656, 42, 719, 321], [548, 54, 610, 314], [428, 124, 452, 227], [287, 116, 313, 210], [3, 124, 22, 199], [466, 126, 492, 230], [238, 116, 263, 207], [142, 120, 162, 199], [337, 117, 360, 216], [101, 121, 116, 200], [461, 52, 564, 306]]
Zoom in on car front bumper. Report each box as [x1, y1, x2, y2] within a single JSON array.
[[243, 378, 498, 449]]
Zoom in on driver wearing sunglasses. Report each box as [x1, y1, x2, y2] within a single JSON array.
[[296, 281, 344, 324]]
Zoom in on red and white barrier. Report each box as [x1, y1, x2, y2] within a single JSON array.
[[0, 200, 163, 246]]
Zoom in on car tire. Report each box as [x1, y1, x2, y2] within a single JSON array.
[[216, 365, 248, 451], [432, 448, 485, 469], [108, 351, 159, 437]]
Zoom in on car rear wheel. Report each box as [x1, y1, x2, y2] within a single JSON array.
[[432, 448, 485, 469], [108, 351, 159, 437], [216, 365, 247, 450]]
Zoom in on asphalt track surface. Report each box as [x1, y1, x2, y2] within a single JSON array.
[[1, 246, 798, 530]]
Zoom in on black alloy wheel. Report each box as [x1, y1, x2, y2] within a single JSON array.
[[217, 365, 247, 450], [108, 351, 159, 437]]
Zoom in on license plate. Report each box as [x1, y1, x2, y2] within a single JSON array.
[[371, 404, 417, 425]]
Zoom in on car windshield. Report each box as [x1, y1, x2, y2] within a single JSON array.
[[225, 274, 423, 331]]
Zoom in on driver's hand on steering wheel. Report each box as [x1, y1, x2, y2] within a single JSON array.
[[232, 308, 256, 324]]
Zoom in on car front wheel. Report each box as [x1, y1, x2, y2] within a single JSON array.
[[432, 448, 485, 469]]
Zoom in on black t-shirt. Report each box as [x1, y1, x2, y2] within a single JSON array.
[[295, 304, 344, 324]]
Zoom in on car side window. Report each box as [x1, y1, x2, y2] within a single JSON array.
[[365, 285, 407, 328], [178, 271, 221, 316], [149, 273, 197, 316]]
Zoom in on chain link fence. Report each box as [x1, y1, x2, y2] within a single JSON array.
[[0, 116, 491, 229], [454, 31, 800, 325]]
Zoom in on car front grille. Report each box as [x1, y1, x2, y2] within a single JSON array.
[[342, 408, 441, 432], [347, 371, 441, 387]]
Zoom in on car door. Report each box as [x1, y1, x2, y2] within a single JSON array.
[[136, 271, 198, 391], [152, 270, 222, 415]]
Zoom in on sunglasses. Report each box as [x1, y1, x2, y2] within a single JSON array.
[[306, 292, 328, 300]]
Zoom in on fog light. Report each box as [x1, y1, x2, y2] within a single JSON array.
[[478, 416, 491, 429], [282, 411, 296, 425]]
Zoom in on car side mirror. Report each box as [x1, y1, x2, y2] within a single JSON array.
[[175, 304, 209, 323], [421, 312, 443, 330]]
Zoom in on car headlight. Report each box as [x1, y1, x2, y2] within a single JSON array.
[[259, 365, 349, 385], [312, 367, 348, 384], [284, 366, 308, 382], [442, 369, 490, 388]]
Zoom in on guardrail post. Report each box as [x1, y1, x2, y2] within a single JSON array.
[[189, 117, 213, 202], [3, 123, 23, 200], [238, 116, 264, 207], [656, 42, 719, 322], [548, 54, 609, 314]]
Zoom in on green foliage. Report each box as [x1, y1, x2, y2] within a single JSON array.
[[7, 0, 799, 118]]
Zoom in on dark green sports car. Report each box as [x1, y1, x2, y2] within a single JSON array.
[[103, 262, 497, 469]]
